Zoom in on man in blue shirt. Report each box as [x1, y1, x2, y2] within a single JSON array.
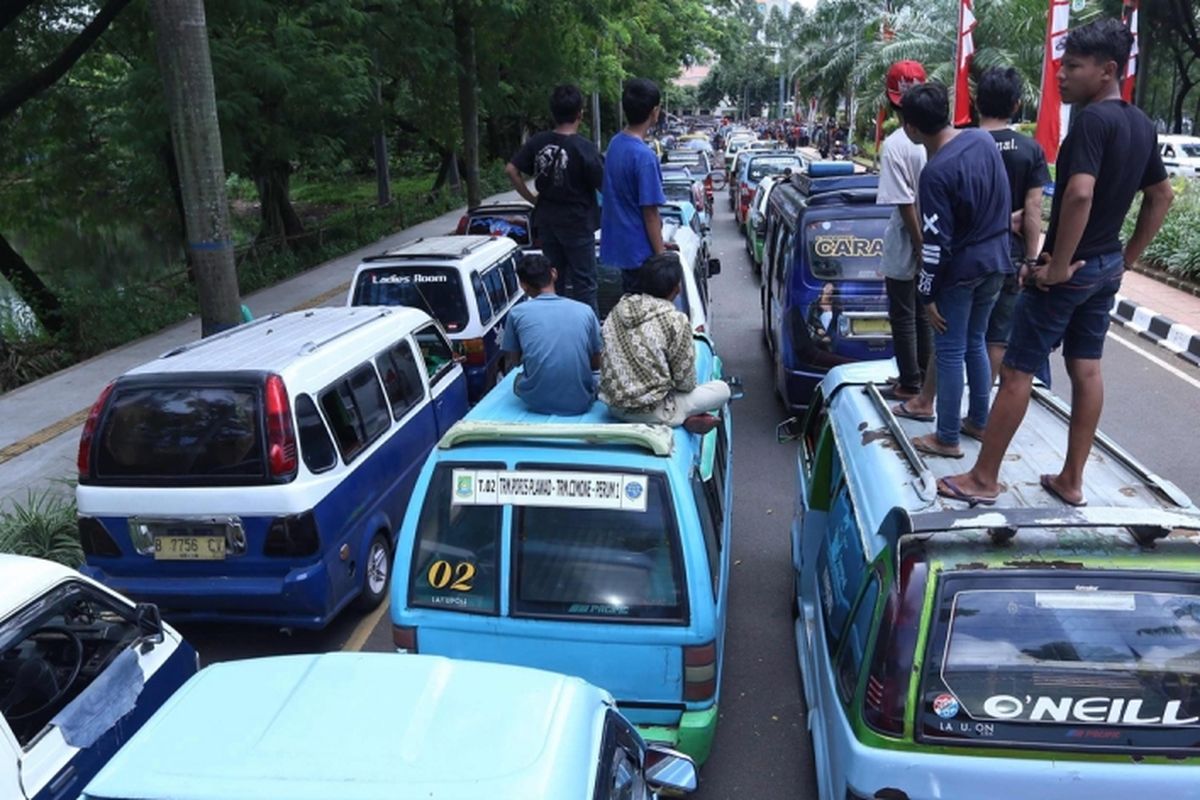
[[600, 79, 667, 294], [901, 83, 1010, 459], [501, 254, 602, 416]]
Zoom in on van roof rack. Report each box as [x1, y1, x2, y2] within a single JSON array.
[[438, 421, 675, 456], [790, 172, 878, 197], [808, 189, 878, 206], [160, 313, 283, 358], [364, 236, 498, 262]]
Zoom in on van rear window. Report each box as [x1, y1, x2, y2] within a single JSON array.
[[352, 267, 469, 333], [512, 471, 685, 623], [466, 214, 531, 246], [748, 157, 800, 182], [805, 218, 887, 282], [96, 385, 264, 482], [920, 574, 1200, 753]]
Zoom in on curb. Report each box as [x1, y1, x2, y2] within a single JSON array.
[[1110, 294, 1200, 367]]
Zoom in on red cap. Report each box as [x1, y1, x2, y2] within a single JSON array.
[[886, 61, 927, 106]]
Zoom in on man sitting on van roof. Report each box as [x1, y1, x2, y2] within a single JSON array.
[[600, 254, 730, 433], [502, 254, 603, 416]]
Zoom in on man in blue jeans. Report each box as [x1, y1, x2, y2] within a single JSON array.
[[899, 83, 1010, 459], [942, 19, 1174, 506]]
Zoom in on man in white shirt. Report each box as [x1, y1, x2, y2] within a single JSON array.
[[877, 61, 933, 407]]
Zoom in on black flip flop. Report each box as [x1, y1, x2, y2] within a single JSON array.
[[892, 401, 934, 423], [938, 477, 998, 506]]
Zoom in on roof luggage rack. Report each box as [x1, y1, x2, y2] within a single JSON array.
[[364, 236, 497, 262], [438, 421, 675, 456], [864, 382, 937, 501], [790, 172, 878, 197], [160, 313, 283, 359], [807, 189, 878, 206]]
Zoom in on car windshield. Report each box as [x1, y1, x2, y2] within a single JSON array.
[[1182, 143, 1200, 158], [749, 158, 801, 182], [920, 573, 1200, 753], [351, 267, 470, 333], [95, 384, 265, 482], [805, 217, 887, 281], [664, 183, 694, 204], [466, 213, 531, 246]]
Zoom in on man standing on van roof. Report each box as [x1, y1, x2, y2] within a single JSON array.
[[901, 82, 1010, 460], [876, 61, 934, 402], [600, 254, 729, 433], [506, 85, 605, 313], [502, 254, 602, 416], [600, 79, 668, 295], [942, 19, 1173, 507]]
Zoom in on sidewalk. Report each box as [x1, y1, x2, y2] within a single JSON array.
[[1113, 269, 1200, 366], [0, 189, 521, 504]]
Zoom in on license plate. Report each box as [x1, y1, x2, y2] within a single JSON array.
[[851, 317, 891, 336], [154, 535, 226, 560]]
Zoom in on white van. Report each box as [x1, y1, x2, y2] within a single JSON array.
[[1159, 134, 1200, 178], [75, 307, 469, 629], [349, 235, 524, 401]]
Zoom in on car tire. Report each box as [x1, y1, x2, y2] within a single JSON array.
[[356, 532, 391, 611]]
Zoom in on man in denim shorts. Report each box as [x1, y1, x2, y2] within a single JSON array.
[[940, 19, 1174, 507]]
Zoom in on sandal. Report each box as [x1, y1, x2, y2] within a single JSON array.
[[938, 477, 998, 506], [913, 434, 964, 459], [892, 401, 934, 422]]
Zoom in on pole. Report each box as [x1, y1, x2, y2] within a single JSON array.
[[592, 90, 602, 148], [149, 0, 242, 336]]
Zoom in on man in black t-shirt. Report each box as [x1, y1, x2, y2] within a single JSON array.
[[942, 19, 1174, 508], [976, 66, 1052, 383], [506, 85, 605, 313]]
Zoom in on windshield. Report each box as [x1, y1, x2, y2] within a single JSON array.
[[95, 385, 265, 483], [663, 183, 694, 204], [352, 267, 469, 333], [920, 574, 1200, 753], [749, 157, 801, 182], [805, 217, 887, 282]]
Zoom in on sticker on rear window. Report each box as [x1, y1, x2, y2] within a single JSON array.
[[812, 235, 883, 259], [1034, 591, 1136, 611], [451, 469, 648, 512]]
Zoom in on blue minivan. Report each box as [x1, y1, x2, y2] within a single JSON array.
[[761, 164, 893, 412], [76, 307, 469, 628], [390, 337, 735, 764]]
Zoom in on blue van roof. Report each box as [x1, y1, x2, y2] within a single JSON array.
[[816, 361, 1200, 559]]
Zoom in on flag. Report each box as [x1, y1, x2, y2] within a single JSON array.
[[1122, 0, 1139, 102], [1035, 0, 1071, 163], [954, 0, 977, 126]]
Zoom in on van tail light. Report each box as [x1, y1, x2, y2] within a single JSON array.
[[264, 511, 320, 557], [78, 517, 121, 557], [77, 382, 115, 479], [393, 625, 418, 653], [458, 338, 487, 367], [454, 215, 468, 235], [264, 374, 298, 479], [695, 324, 706, 333], [683, 641, 717, 701], [862, 559, 927, 736]]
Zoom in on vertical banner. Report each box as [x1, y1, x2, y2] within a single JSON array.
[[954, 0, 977, 126], [1122, 0, 1139, 102], [1035, 0, 1071, 163]]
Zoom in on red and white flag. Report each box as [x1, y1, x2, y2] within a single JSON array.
[[1122, 0, 1139, 102], [1035, 0, 1071, 163], [954, 0, 977, 126]]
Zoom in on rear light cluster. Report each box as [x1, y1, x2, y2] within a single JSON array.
[[264, 511, 320, 557], [454, 215, 468, 235], [77, 382, 115, 479], [457, 338, 487, 367], [264, 374, 298, 479], [78, 517, 121, 557], [683, 641, 717, 701], [393, 625, 418, 653], [862, 559, 927, 735]]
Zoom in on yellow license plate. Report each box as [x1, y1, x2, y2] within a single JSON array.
[[851, 317, 891, 335], [154, 535, 226, 560]]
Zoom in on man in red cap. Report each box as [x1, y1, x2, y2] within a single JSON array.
[[877, 60, 935, 412]]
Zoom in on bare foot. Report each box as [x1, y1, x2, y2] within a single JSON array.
[[912, 433, 964, 459], [1040, 473, 1087, 507], [941, 470, 1002, 500]]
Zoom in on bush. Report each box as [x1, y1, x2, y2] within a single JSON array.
[[1123, 178, 1200, 281], [0, 491, 83, 568]]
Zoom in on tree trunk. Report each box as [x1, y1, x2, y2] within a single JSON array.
[[255, 161, 306, 244], [1173, 83, 1192, 133], [150, 0, 242, 337], [160, 138, 193, 283], [0, 231, 64, 336], [451, 0, 481, 207]]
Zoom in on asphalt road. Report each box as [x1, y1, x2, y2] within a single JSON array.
[[182, 191, 1200, 799]]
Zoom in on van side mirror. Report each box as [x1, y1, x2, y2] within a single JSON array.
[[644, 745, 698, 794], [777, 416, 803, 443], [134, 602, 165, 645], [708, 258, 721, 277]]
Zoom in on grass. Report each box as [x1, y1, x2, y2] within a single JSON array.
[[0, 490, 82, 568]]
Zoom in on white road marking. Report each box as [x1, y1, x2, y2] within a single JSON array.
[[1108, 329, 1200, 390]]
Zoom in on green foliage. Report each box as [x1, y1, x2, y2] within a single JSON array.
[[0, 491, 83, 569], [1123, 180, 1200, 281]]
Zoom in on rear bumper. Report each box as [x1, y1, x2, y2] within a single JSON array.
[[638, 704, 719, 766]]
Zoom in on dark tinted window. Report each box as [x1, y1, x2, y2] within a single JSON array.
[[409, 464, 502, 614], [318, 364, 389, 464], [837, 575, 879, 701], [692, 475, 720, 599], [349, 364, 390, 442], [466, 214, 531, 246], [295, 394, 336, 473], [500, 255, 520, 297], [818, 480, 866, 657], [376, 341, 425, 420], [482, 266, 508, 313], [96, 385, 263, 480], [513, 472, 685, 622], [471, 272, 493, 322], [351, 267, 470, 333], [806, 217, 887, 282], [415, 326, 456, 385]]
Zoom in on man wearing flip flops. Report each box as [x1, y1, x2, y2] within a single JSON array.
[[940, 19, 1174, 507]]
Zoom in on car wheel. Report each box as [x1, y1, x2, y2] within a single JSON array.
[[356, 532, 391, 611]]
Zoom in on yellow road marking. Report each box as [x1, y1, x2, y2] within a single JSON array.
[[346, 597, 391, 652]]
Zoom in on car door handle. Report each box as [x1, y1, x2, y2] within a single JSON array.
[[47, 765, 77, 797]]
